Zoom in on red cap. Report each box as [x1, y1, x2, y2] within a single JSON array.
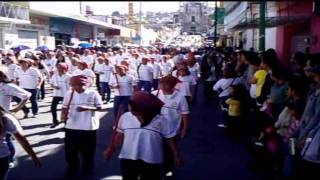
[[57, 63, 68, 71], [77, 60, 89, 69], [70, 75, 89, 86], [160, 75, 181, 88], [130, 91, 164, 111]]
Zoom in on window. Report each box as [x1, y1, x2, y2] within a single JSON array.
[[191, 16, 195, 22], [191, 26, 196, 32]]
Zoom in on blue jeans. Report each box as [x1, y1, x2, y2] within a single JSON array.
[[5, 134, 15, 163], [113, 96, 130, 119], [139, 80, 152, 92], [22, 89, 39, 115], [153, 79, 159, 90], [100, 82, 111, 101]]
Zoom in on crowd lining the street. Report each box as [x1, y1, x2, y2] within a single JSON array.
[[0, 42, 319, 179]]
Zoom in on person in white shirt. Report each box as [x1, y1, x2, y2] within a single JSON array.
[[103, 91, 183, 180], [114, 49, 125, 65], [80, 49, 94, 69], [137, 57, 153, 92], [0, 106, 41, 179], [150, 57, 162, 90], [153, 75, 190, 176], [44, 51, 57, 77], [4, 56, 18, 82], [176, 67, 197, 105], [14, 58, 43, 118], [0, 70, 32, 167], [50, 63, 71, 128], [61, 75, 103, 177], [109, 65, 137, 119], [95, 57, 113, 102], [131, 53, 141, 67], [72, 60, 96, 87], [161, 55, 174, 76], [187, 56, 201, 103]]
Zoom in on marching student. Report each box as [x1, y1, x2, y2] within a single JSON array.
[[0, 105, 41, 179], [160, 55, 174, 77], [150, 57, 162, 90], [0, 70, 31, 167], [176, 67, 197, 105], [94, 57, 113, 103], [153, 75, 190, 177], [14, 58, 43, 118], [60, 75, 103, 177], [72, 60, 96, 87], [4, 55, 19, 82], [109, 65, 137, 119], [80, 49, 94, 69], [137, 57, 154, 92], [49, 63, 71, 128], [104, 91, 183, 180]]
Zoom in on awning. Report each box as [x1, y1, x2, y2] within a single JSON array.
[[230, 15, 311, 30]]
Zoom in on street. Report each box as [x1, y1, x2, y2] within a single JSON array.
[[7, 83, 260, 180]]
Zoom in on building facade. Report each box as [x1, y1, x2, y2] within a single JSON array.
[[178, 2, 210, 35]]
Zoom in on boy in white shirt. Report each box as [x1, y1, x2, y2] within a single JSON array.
[[161, 55, 174, 77], [61, 75, 103, 177], [137, 57, 153, 92], [95, 57, 113, 102], [44, 51, 57, 77], [72, 61, 96, 87], [80, 49, 94, 69], [14, 58, 43, 118], [150, 57, 162, 90], [50, 63, 71, 128], [176, 67, 197, 105], [109, 65, 137, 119]]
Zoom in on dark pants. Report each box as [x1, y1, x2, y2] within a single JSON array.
[[139, 80, 152, 92], [5, 134, 15, 163], [95, 74, 101, 93], [153, 79, 159, 90], [185, 96, 191, 107], [39, 81, 45, 99], [0, 156, 9, 180], [22, 89, 39, 115], [51, 96, 64, 124], [113, 96, 130, 119], [120, 159, 161, 180], [100, 82, 111, 101], [64, 129, 96, 171], [203, 80, 214, 99]]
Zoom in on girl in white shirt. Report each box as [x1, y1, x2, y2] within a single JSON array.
[[50, 63, 71, 128], [150, 58, 162, 90], [104, 91, 183, 180]]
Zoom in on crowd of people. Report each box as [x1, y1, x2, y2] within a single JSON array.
[[202, 47, 320, 179], [0, 42, 319, 179]]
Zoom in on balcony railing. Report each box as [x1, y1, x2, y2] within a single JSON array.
[[0, 2, 29, 21]]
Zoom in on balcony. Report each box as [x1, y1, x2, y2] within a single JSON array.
[[0, 2, 30, 24]]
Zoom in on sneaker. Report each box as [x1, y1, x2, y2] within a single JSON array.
[[50, 123, 58, 129], [217, 123, 228, 128], [31, 114, 37, 118], [9, 161, 17, 169]]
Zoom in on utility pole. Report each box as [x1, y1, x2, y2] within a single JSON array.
[[214, 0, 218, 47], [259, 1, 266, 51]]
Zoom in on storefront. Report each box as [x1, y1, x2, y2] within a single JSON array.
[[49, 17, 76, 45]]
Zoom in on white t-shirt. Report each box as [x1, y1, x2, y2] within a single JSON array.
[[138, 64, 153, 81], [131, 57, 141, 67], [0, 113, 23, 158], [44, 58, 57, 71], [50, 73, 71, 97], [62, 89, 103, 130], [114, 54, 124, 65], [80, 55, 94, 68], [7, 64, 19, 81], [213, 78, 241, 98], [117, 112, 175, 164], [188, 63, 200, 81], [14, 67, 42, 89], [151, 63, 162, 79], [152, 90, 189, 136], [94, 64, 113, 83], [176, 75, 197, 96], [0, 82, 31, 111], [109, 74, 136, 96], [161, 61, 174, 76]]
